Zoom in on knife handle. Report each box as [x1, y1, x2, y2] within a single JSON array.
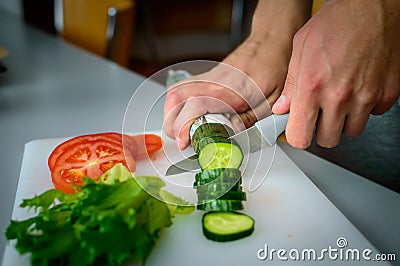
[[255, 113, 289, 145]]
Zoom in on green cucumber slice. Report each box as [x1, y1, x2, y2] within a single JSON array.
[[197, 199, 244, 211], [197, 191, 247, 201], [195, 136, 231, 154], [194, 181, 242, 193], [198, 141, 243, 170], [195, 168, 241, 183], [196, 186, 243, 195], [193, 179, 242, 187], [202, 211, 255, 242], [192, 123, 234, 153]]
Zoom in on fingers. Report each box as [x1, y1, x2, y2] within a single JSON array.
[[163, 85, 186, 139], [229, 114, 247, 133], [272, 94, 291, 114], [170, 95, 236, 150], [314, 108, 346, 148], [285, 97, 319, 149], [272, 59, 297, 115], [273, 29, 319, 149], [342, 112, 370, 137], [371, 74, 400, 115], [173, 97, 208, 150]]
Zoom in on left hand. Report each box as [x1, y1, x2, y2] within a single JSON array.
[[272, 0, 400, 148]]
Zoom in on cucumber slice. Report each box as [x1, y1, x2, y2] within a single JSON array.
[[196, 186, 242, 195], [198, 142, 243, 170], [194, 181, 242, 193], [191, 121, 243, 170], [193, 179, 241, 187], [194, 136, 231, 154], [202, 211, 255, 242], [192, 123, 234, 153], [197, 199, 244, 211], [195, 168, 241, 183], [197, 191, 247, 201]]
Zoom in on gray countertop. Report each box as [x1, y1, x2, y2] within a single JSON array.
[[1, 9, 399, 265], [0, 10, 150, 261], [307, 104, 400, 193]]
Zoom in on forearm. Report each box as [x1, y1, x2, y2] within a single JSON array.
[[249, 0, 313, 43], [223, 0, 313, 68], [221, 0, 312, 101]]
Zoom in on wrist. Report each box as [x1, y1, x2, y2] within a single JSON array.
[[249, 0, 312, 41]]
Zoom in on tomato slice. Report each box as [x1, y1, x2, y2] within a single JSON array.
[[49, 132, 163, 193], [49, 133, 163, 171], [48, 132, 122, 171], [51, 139, 136, 193], [123, 134, 163, 159]]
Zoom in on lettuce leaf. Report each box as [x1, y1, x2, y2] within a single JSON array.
[[5, 164, 193, 265]]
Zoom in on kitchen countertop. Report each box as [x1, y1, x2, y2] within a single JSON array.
[[307, 103, 400, 193], [1, 9, 399, 265]]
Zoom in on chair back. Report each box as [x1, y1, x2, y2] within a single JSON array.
[[55, 0, 135, 67]]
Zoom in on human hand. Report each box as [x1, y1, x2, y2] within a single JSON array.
[[272, 0, 400, 148], [163, 34, 294, 150], [163, 60, 268, 150]]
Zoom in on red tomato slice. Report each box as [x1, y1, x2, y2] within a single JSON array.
[[48, 132, 122, 171], [51, 139, 136, 193], [123, 134, 163, 159], [49, 133, 163, 171]]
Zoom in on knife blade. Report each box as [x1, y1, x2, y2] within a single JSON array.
[[165, 113, 289, 176]]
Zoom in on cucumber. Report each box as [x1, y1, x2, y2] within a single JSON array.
[[202, 211, 255, 242], [197, 199, 244, 211], [197, 191, 247, 201], [190, 120, 254, 242], [192, 123, 233, 152], [195, 168, 241, 183], [193, 178, 241, 187], [193, 136, 231, 154], [194, 181, 241, 194], [198, 141, 243, 170], [191, 122, 242, 170]]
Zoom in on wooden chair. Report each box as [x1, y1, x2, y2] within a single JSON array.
[[312, 0, 327, 16], [54, 0, 135, 67]]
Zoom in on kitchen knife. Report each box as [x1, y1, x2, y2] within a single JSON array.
[[165, 113, 289, 176]]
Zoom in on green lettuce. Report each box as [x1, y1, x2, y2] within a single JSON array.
[[5, 164, 193, 265]]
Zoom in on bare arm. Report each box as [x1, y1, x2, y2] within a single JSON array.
[[163, 0, 312, 149]]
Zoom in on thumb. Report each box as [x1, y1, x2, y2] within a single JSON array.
[[272, 74, 295, 114]]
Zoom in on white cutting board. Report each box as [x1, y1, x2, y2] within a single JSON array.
[[2, 133, 389, 266]]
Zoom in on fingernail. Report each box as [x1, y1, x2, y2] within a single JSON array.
[[274, 95, 286, 107], [177, 137, 185, 150], [272, 95, 286, 112]]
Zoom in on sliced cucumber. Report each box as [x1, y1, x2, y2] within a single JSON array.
[[195, 168, 241, 183], [194, 136, 231, 154], [191, 121, 243, 170], [193, 179, 241, 188], [197, 191, 247, 201], [197, 199, 244, 211], [198, 141, 243, 170], [202, 211, 255, 242], [190, 121, 254, 242], [192, 123, 234, 152], [194, 181, 241, 194], [194, 169, 243, 199]]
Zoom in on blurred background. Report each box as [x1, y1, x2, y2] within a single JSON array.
[[1, 0, 258, 77], [1, 0, 398, 193]]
